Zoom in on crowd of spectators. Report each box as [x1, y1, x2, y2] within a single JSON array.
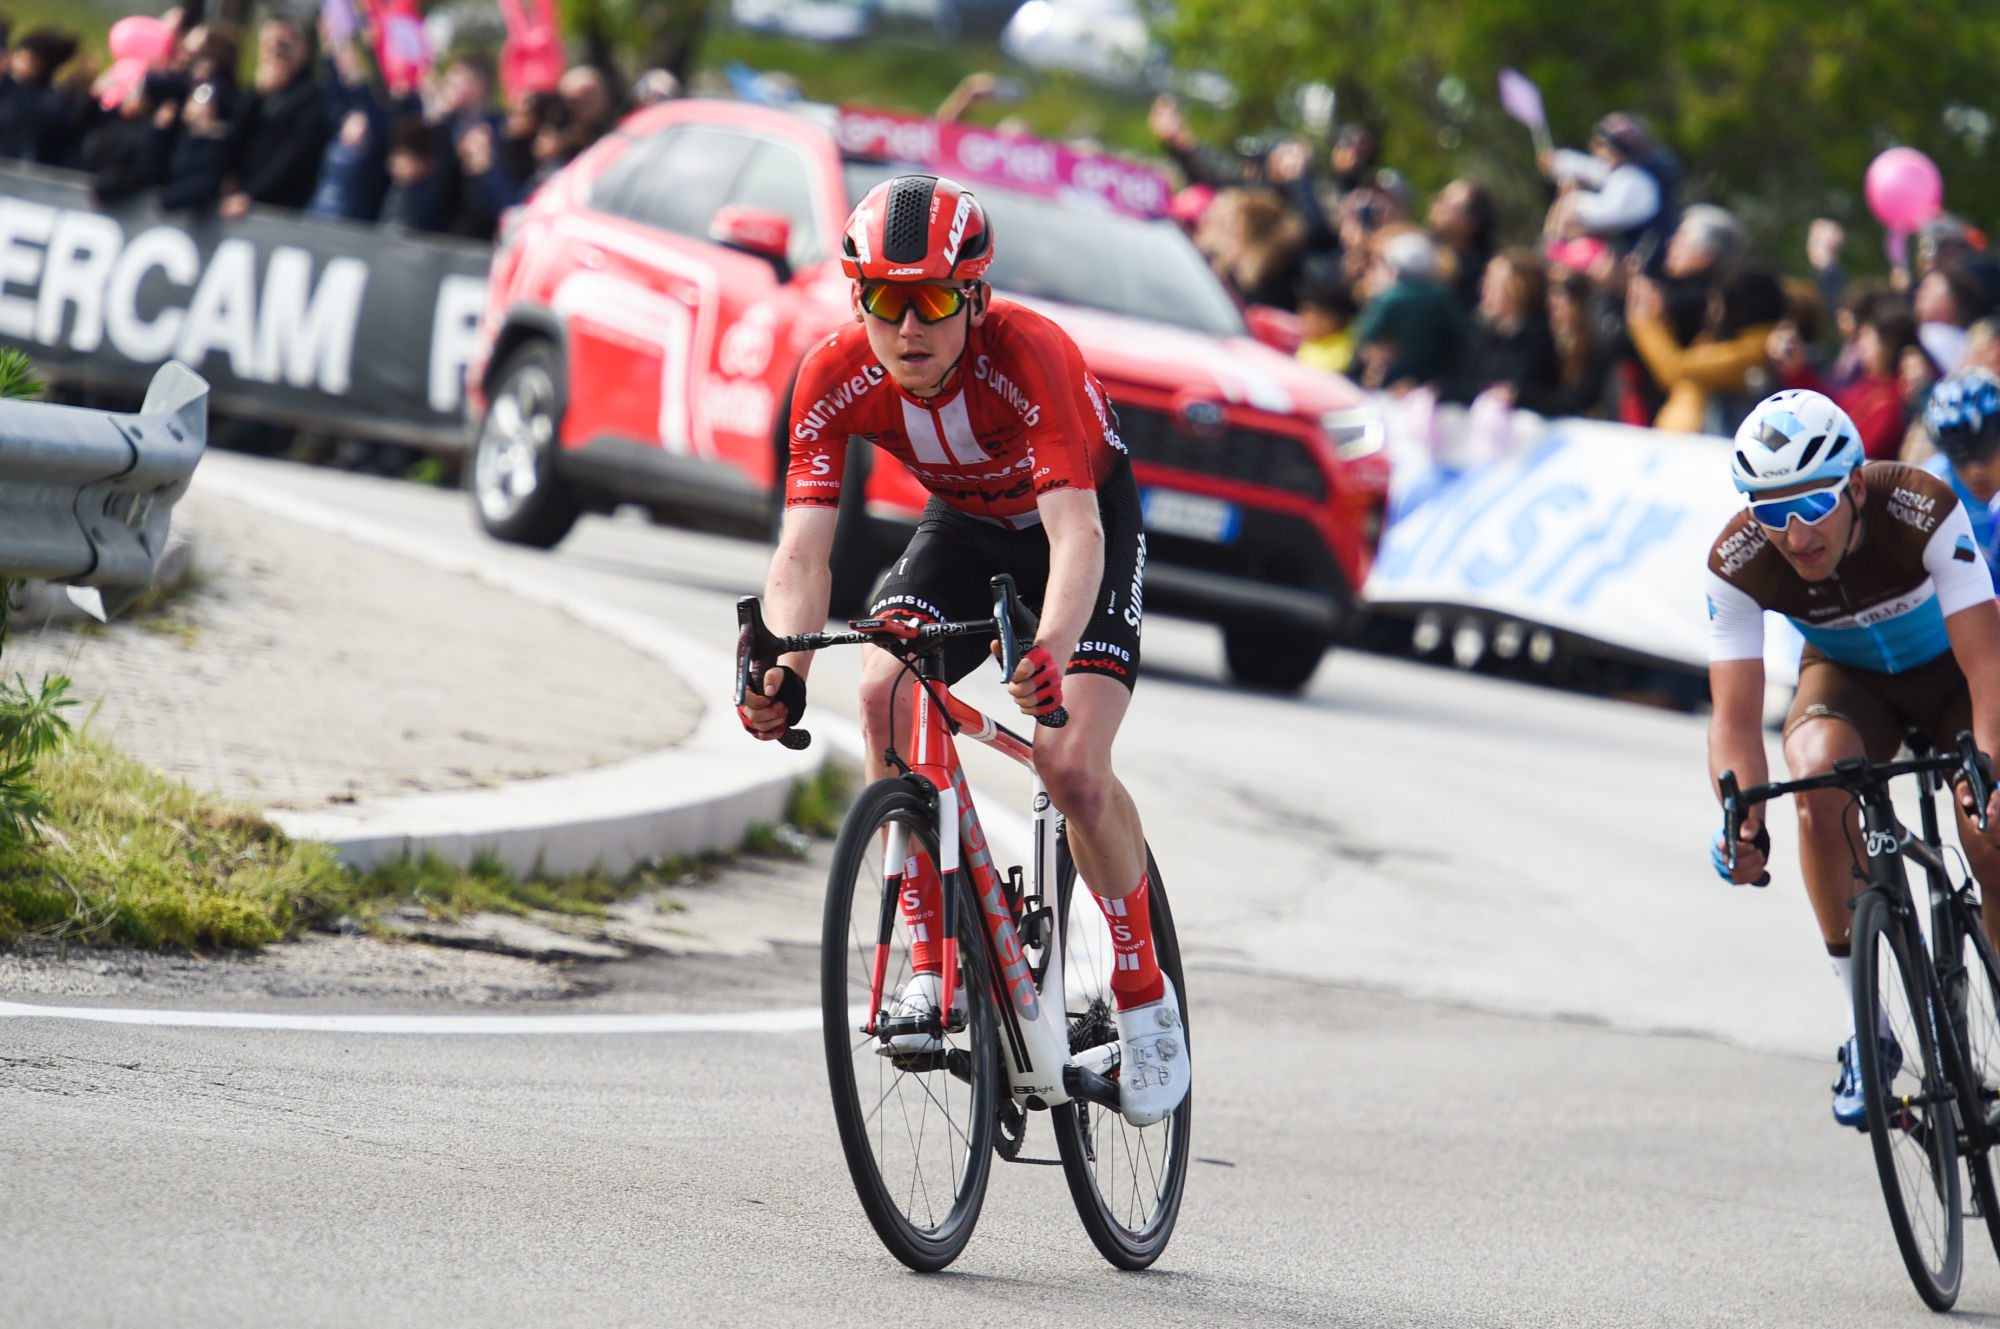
[[1152, 94, 2000, 448], [0, 6, 679, 240]]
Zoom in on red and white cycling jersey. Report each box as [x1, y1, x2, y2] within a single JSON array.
[[784, 300, 1126, 529]]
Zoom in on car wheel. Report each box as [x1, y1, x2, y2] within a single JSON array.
[[1223, 620, 1330, 693], [471, 342, 580, 549]]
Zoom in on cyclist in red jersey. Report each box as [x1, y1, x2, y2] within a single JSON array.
[[740, 174, 1188, 1126]]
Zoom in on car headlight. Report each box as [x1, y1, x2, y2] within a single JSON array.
[[1322, 408, 1385, 461]]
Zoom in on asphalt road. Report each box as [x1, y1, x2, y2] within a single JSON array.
[[8, 456, 2000, 1326]]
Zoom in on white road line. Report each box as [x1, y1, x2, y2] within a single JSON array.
[[0, 1001, 822, 1036]]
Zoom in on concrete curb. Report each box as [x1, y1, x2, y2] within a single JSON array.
[[197, 458, 829, 876]]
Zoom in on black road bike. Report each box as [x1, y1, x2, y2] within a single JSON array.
[[1720, 732, 2000, 1310]]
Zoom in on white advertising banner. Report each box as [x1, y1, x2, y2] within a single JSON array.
[[1363, 412, 1803, 679]]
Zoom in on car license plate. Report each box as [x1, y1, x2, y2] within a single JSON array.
[[1142, 489, 1239, 543]]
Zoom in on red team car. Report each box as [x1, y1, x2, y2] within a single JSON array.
[[465, 98, 1388, 691]]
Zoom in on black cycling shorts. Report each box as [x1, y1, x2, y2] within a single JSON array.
[[868, 454, 1144, 690]]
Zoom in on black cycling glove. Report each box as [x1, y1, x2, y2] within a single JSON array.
[[738, 663, 807, 737]]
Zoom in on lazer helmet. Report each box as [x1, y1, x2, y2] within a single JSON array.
[[1729, 389, 1865, 495], [840, 174, 993, 284], [1924, 368, 2000, 462]]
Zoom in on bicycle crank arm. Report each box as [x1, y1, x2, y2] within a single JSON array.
[[884, 1048, 975, 1083], [1063, 1062, 1123, 1112]]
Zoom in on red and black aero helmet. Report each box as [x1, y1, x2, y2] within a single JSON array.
[[840, 174, 994, 283]]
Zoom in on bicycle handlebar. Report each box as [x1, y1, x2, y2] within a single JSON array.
[[1716, 730, 1997, 883], [734, 576, 1070, 750]]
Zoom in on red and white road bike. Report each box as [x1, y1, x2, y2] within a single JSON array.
[[736, 575, 1189, 1271]]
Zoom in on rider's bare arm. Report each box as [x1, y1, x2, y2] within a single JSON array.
[[766, 506, 837, 673], [742, 506, 837, 738], [1029, 486, 1104, 666], [1946, 601, 2000, 825], [1709, 659, 1771, 794], [1708, 658, 1770, 882]]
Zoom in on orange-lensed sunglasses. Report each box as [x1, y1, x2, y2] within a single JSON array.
[[859, 283, 975, 324]]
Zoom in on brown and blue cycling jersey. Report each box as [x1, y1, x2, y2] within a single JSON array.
[[1706, 463, 1993, 673]]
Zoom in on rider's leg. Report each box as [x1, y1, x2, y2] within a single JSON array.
[[860, 644, 944, 972], [1783, 712, 1873, 961], [858, 644, 909, 787], [1035, 674, 1164, 1010], [1928, 685, 2000, 951], [1955, 804, 2000, 950], [1033, 674, 1145, 896]]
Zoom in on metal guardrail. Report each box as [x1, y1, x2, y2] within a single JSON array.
[[0, 362, 208, 618]]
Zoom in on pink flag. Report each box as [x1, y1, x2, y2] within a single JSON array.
[[362, 0, 432, 96], [498, 0, 564, 99], [1496, 68, 1545, 130]]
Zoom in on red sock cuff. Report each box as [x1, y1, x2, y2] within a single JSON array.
[[1094, 872, 1164, 1009]]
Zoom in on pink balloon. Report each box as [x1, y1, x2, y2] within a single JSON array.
[[1865, 147, 1944, 232], [107, 15, 175, 66]]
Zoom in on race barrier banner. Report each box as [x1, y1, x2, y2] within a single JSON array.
[[0, 163, 488, 447], [832, 105, 1174, 220], [1364, 409, 1804, 680]]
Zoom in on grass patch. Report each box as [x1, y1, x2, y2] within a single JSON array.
[[785, 760, 856, 839], [0, 738, 831, 953]]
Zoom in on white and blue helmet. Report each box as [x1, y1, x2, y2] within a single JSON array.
[[1730, 389, 1865, 494]]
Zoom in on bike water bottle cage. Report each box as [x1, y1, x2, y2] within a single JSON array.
[[1749, 482, 1846, 530], [860, 282, 972, 325]]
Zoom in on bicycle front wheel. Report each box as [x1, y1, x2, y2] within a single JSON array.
[[1855, 890, 1963, 1310], [1050, 838, 1191, 1270], [822, 778, 998, 1272], [1948, 902, 2000, 1265]]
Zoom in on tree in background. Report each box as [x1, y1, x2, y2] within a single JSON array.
[[560, 0, 713, 85], [1165, 0, 2000, 260]]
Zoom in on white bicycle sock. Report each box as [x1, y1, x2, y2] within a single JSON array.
[[1830, 955, 1857, 1040]]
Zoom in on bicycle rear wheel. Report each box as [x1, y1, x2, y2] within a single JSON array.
[[1050, 837, 1191, 1269], [1947, 900, 2000, 1265], [1855, 890, 1963, 1310], [822, 778, 998, 1271]]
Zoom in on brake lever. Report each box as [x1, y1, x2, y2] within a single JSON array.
[[1958, 731, 1994, 833], [1716, 770, 1770, 887], [990, 574, 1069, 729], [1718, 771, 1743, 875], [734, 597, 762, 710], [737, 595, 812, 750]]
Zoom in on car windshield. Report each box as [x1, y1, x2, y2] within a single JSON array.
[[842, 160, 1245, 338]]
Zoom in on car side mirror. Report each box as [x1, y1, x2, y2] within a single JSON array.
[[710, 206, 792, 282], [1243, 304, 1302, 354]]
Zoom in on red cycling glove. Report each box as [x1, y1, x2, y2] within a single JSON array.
[[1017, 646, 1064, 717]]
